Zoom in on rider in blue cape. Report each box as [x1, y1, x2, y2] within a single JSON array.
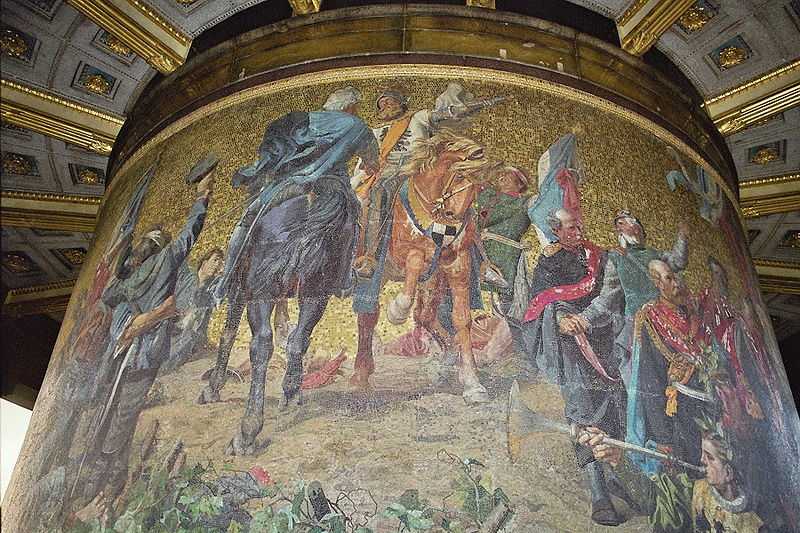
[[216, 88, 379, 302]]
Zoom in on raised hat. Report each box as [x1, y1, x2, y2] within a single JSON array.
[[186, 154, 219, 184]]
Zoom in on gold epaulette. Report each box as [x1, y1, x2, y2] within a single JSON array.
[[542, 243, 563, 257]]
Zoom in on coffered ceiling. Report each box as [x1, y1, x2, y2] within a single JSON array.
[[1, 0, 798, 337]]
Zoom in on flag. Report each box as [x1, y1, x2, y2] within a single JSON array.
[[527, 133, 583, 245]]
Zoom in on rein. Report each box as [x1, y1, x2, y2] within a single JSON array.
[[409, 170, 477, 223]]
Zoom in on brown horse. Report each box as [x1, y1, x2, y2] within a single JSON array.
[[352, 129, 495, 403]]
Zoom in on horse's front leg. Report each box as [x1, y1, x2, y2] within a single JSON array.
[[387, 249, 425, 325], [198, 290, 246, 404], [226, 298, 274, 456], [282, 295, 329, 408], [273, 298, 290, 347], [446, 260, 489, 404]]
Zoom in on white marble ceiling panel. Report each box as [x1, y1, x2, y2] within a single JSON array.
[[766, 293, 800, 320], [657, 0, 800, 97], [1, 4, 77, 88], [749, 211, 800, 263], [51, 51, 140, 115], [728, 108, 800, 181], [1, 240, 66, 288], [1, 139, 62, 194], [67, 20, 152, 80], [1, 131, 107, 196], [0, 227, 91, 288], [3, 1, 153, 116], [50, 140, 107, 196], [143, 0, 290, 37], [561, 0, 629, 19]]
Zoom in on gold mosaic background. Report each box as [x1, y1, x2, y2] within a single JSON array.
[[70, 66, 751, 362]]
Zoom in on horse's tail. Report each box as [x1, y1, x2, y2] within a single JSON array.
[[277, 176, 358, 293]]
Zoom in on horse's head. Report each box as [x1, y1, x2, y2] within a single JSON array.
[[404, 129, 497, 221]]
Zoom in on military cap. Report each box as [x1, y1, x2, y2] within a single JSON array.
[[186, 154, 219, 184], [376, 89, 409, 110]]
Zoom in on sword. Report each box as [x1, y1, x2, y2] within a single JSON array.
[[506, 381, 705, 474], [70, 329, 134, 498], [574, 332, 617, 382], [672, 381, 715, 403]]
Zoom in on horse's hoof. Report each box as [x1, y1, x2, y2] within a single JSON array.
[[225, 434, 269, 456], [196, 387, 220, 405], [387, 294, 412, 325], [462, 384, 490, 405], [279, 390, 303, 411], [349, 370, 372, 390]]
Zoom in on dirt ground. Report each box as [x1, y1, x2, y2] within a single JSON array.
[[133, 322, 652, 532]]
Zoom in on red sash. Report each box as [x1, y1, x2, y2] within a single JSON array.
[[646, 299, 704, 359], [523, 241, 602, 322]]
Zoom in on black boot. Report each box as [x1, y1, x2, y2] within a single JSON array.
[[585, 460, 622, 526]]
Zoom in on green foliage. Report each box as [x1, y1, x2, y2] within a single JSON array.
[[66, 450, 511, 533]]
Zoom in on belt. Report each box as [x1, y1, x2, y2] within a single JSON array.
[[481, 230, 530, 251]]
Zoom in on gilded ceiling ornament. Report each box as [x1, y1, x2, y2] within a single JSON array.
[[678, 5, 710, 32], [718, 46, 748, 69], [78, 168, 101, 184], [103, 33, 132, 56], [288, 0, 321, 15], [88, 140, 114, 155], [2, 152, 32, 175], [149, 54, 177, 72], [175, 0, 198, 5], [466, 0, 496, 8], [2, 253, 34, 273], [59, 248, 87, 265], [1, 29, 28, 59], [751, 147, 779, 165], [780, 230, 800, 249], [83, 74, 111, 95]]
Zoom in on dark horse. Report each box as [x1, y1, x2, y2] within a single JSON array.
[[197, 106, 378, 455]]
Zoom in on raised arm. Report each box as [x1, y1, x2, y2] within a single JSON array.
[[167, 195, 209, 267], [662, 223, 689, 272]]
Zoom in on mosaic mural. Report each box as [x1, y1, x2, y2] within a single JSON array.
[[4, 66, 800, 533]]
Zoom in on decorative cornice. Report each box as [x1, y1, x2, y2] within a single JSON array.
[[65, 0, 191, 74], [617, 0, 649, 27], [128, 0, 190, 46], [466, 0, 496, 8], [0, 79, 123, 155], [1, 190, 100, 232], [287, 0, 321, 15], [703, 60, 800, 136], [758, 275, 800, 295], [3, 280, 74, 318], [0, 190, 102, 205], [739, 173, 800, 189], [616, 0, 695, 56], [739, 173, 800, 218], [705, 60, 800, 106], [742, 194, 800, 218], [755, 259, 800, 295], [5, 279, 76, 297], [754, 258, 800, 270], [0, 80, 124, 124]]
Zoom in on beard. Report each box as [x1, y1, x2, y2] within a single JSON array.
[[618, 232, 642, 248]]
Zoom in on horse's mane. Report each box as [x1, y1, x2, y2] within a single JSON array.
[[401, 128, 494, 181]]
